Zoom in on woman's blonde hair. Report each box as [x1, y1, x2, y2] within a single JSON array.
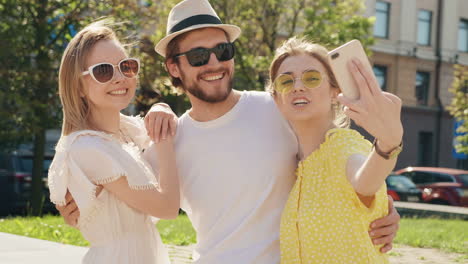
[[267, 36, 349, 128], [58, 20, 121, 135]]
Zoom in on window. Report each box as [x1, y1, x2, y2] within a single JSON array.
[[418, 132, 433, 166], [374, 1, 390, 38], [417, 10, 432, 45], [459, 174, 468, 186], [373, 65, 388, 91], [432, 173, 456, 183], [386, 175, 417, 189], [459, 19, 468, 52], [13, 156, 53, 173], [415, 71, 430, 105], [411, 172, 433, 184], [399, 171, 414, 179], [0, 155, 12, 175]]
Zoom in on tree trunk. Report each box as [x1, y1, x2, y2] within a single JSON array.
[[30, 128, 46, 216], [30, 0, 48, 216]]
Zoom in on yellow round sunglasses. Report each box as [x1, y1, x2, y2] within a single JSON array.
[[274, 70, 324, 94]]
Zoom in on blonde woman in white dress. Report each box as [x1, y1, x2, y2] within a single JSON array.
[[48, 21, 178, 264]]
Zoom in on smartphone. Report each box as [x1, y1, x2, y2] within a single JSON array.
[[327, 39, 375, 100]]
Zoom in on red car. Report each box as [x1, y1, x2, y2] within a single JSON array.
[[394, 167, 468, 207]]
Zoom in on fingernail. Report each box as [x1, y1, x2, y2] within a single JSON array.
[[369, 231, 374, 236]]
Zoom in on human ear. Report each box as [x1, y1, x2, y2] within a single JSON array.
[[166, 59, 181, 79]]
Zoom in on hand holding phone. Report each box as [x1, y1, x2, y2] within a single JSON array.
[[330, 40, 403, 154], [327, 39, 376, 100]]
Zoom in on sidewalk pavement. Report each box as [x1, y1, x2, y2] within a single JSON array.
[[0, 232, 87, 264], [0, 232, 194, 264]]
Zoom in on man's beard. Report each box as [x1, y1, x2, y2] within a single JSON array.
[[181, 69, 234, 103]]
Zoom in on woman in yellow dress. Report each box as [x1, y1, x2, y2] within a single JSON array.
[[269, 37, 403, 264]]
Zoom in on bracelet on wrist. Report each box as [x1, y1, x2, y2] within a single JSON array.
[[372, 139, 403, 160]]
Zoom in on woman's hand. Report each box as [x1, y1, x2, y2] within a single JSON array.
[[337, 58, 403, 151], [144, 103, 178, 143]]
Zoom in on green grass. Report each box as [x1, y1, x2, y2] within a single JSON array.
[[0, 215, 88, 246], [156, 214, 196, 245], [394, 217, 468, 255], [0, 214, 196, 247]]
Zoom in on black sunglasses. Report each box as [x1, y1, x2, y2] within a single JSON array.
[[174, 42, 235, 67]]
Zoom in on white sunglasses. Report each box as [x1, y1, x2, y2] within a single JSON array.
[[82, 58, 140, 84]]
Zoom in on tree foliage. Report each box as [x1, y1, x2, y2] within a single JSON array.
[[448, 64, 468, 154], [0, 0, 375, 215], [301, 0, 375, 49], [0, 0, 170, 215], [210, 0, 374, 90], [0, 0, 95, 215]]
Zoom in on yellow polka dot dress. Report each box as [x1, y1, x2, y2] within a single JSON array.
[[280, 128, 389, 264]]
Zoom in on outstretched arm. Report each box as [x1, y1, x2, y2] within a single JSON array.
[[338, 58, 403, 252], [339, 58, 403, 196]]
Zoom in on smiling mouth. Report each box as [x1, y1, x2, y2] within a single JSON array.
[[200, 72, 225, 82], [292, 98, 310, 106], [108, 88, 128, 95]]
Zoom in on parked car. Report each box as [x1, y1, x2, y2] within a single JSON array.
[[0, 150, 54, 215], [385, 174, 422, 202], [395, 167, 468, 207]]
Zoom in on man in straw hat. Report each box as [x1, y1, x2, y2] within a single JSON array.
[[59, 0, 400, 263]]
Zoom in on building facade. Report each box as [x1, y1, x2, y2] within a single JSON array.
[[364, 0, 468, 169]]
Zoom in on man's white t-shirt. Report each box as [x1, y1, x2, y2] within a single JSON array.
[[144, 91, 298, 264]]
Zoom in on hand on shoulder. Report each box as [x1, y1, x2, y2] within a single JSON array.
[[145, 103, 178, 143]]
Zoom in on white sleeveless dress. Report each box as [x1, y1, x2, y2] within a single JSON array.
[[48, 115, 170, 264]]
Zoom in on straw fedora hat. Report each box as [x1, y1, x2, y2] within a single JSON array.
[[154, 0, 241, 57]]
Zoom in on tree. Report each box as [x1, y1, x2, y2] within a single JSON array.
[[0, 0, 96, 215], [0, 0, 168, 215], [448, 64, 468, 155], [0, 0, 375, 215], [301, 0, 374, 50], [209, 0, 375, 91]]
